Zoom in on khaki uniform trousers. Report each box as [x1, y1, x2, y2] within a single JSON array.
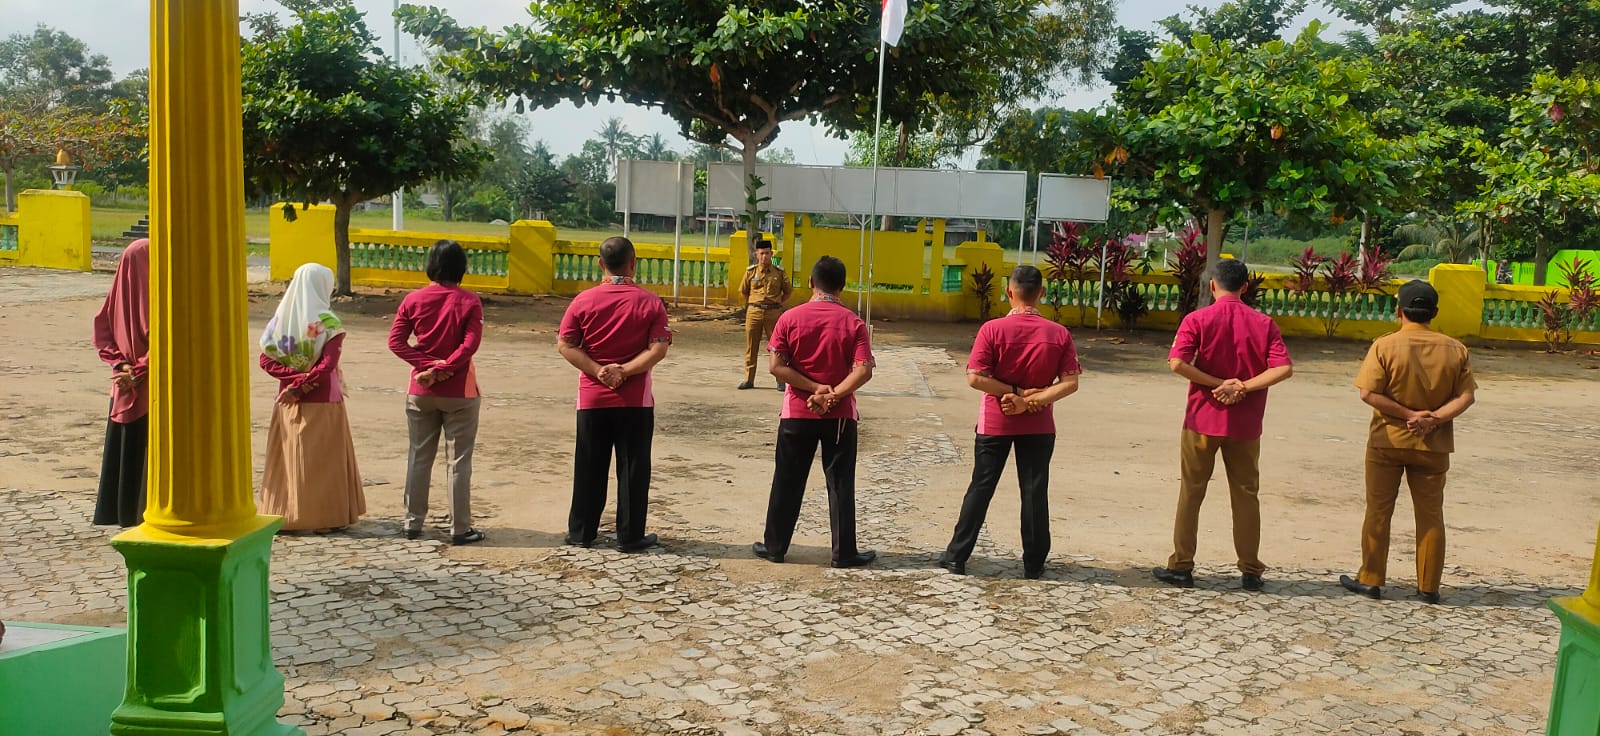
[[743, 306, 781, 382], [1358, 446, 1449, 594], [1168, 429, 1265, 575]]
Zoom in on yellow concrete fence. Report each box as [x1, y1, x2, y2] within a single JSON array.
[[267, 204, 1594, 346], [0, 190, 92, 271]]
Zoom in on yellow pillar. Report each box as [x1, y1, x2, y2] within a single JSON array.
[[108, 1, 297, 733], [509, 219, 558, 294], [1587, 524, 1600, 611], [1427, 264, 1488, 340]]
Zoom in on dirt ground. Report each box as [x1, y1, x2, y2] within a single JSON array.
[[3, 269, 1597, 589]]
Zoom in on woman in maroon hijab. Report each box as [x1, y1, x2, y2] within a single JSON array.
[[91, 239, 150, 527]]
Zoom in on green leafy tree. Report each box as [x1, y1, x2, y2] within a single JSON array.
[[242, 1, 486, 295], [0, 26, 145, 210], [400, 0, 1091, 262], [1469, 72, 1600, 285], [1079, 24, 1405, 285]]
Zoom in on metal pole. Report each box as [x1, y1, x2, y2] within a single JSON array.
[[856, 219, 867, 312], [702, 191, 711, 308], [865, 42, 887, 325], [1032, 212, 1042, 265], [391, 0, 404, 231], [621, 159, 631, 239], [672, 162, 683, 306], [1096, 235, 1108, 329]]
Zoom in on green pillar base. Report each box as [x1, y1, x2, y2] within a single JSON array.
[[110, 516, 302, 736], [0, 622, 126, 735], [1547, 596, 1600, 736]]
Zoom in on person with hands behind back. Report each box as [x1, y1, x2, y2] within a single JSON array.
[[938, 265, 1082, 579], [1340, 280, 1476, 604], [557, 236, 673, 553], [1153, 258, 1293, 592], [389, 240, 486, 546], [752, 255, 877, 569]]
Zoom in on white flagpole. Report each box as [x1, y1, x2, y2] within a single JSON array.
[[866, 42, 887, 325]]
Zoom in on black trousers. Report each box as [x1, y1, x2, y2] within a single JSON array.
[[944, 433, 1055, 570], [94, 416, 148, 528], [570, 407, 654, 544], [762, 418, 859, 562]]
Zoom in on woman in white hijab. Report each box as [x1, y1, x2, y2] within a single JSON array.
[[258, 263, 366, 532]]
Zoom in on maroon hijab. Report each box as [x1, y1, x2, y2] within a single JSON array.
[[93, 239, 151, 423]]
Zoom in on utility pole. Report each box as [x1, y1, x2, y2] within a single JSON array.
[[391, 0, 404, 231]]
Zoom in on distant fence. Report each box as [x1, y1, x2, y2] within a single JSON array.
[[265, 204, 1596, 345]]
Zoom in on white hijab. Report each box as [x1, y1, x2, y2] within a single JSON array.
[[260, 263, 344, 371]]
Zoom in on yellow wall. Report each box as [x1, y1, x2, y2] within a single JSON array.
[[7, 190, 92, 271], [267, 203, 336, 280]]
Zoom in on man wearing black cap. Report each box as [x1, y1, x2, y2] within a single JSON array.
[[737, 237, 792, 390], [1340, 280, 1477, 604]]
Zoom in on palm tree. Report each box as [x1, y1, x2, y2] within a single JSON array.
[[1394, 217, 1483, 264], [596, 116, 637, 181], [641, 132, 676, 161]]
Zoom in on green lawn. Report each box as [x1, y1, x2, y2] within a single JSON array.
[[91, 204, 687, 250]]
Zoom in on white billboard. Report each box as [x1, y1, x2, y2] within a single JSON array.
[[616, 159, 694, 217], [707, 162, 1027, 221], [1036, 174, 1112, 223]]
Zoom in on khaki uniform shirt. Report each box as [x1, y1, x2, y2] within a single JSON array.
[[740, 262, 791, 308], [1353, 323, 1477, 453]]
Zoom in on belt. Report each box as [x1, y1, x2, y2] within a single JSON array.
[[751, 302, 781, 309]]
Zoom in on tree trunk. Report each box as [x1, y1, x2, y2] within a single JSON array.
[[2, 164, 14, 213], [741, 139, 759, 266], [1533, 235, 1551, 286], [441, 181, 455, 222], [1359, 212, 1372, 264], [1199, 208, 1226, 307], [333, 198, 355, 296]]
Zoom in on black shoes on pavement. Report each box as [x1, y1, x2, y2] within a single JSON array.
[[1242, 573, 1264, 592], [1152, 567, 1196, 588], [617, 533, 659, 553], [1340, 574, 1382, 599], [751, 542, 784, 563], [831, 551, 877, 569], [936, 554, 966, 575]]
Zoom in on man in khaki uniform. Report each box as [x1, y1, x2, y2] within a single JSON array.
[[738, 237, 792, 389], [1340, 280, 1476, 604]]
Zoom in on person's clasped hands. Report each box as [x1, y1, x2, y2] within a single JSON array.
[[1212, 378, 1248, 406], [1000, 388, 1045, 416], [1406, 410, 1440, 437], [415, 360, 456, 388], [807, 385, 838, 415]]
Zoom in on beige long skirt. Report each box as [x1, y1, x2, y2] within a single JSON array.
[[259, 400, 366, 531]]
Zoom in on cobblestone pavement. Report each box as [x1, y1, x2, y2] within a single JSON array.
[[2, 418, 1570, 736]]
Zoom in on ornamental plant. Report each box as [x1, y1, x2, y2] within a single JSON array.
[[1043, 222, 1096, 325], [969, 262, 998, 322], [1168, 225, 1207, 315]]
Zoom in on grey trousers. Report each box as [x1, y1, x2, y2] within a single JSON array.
[[404, 395, 480, 535]]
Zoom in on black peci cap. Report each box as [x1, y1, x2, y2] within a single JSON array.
[[1398, 280, 1439, 311], [753, 238, 772, 250]]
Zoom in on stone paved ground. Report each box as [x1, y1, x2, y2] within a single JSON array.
[[2, 450, 1570, 736]]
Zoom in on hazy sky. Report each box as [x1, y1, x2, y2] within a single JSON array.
[[4, 1, 1352, 164]]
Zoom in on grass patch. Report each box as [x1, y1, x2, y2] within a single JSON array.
[[1226, 236, 1349, 266]]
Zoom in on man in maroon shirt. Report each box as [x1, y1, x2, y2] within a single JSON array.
[[938, 265, 1081, 579], [557, 237, 673, 553], [388, 240, 486, 545], [751, 256, 877, 568], [1153, 259, 1293, 591]]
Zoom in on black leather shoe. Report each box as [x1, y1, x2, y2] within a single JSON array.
[[1242, 573, 1264, 591], [1415, 590, 1441, 604], [1152, 567, 1195, 588], [831, 550, 877, 569], [752, 542, 784, 563], [737, 381, 754, 390], [617, 533, 659, 553], [1340, 574, 1382, 599], [403, 528, 422, 540], [563, 534, 592, 548], [1024, 566, 1044, 580], [936, 554, 966, 575], [450, 528, 486, 545]]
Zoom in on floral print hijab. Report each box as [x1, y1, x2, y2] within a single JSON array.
[[261, 263, 344, 371]]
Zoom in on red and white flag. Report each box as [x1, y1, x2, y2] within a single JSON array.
[[881, 0, 907, 46]]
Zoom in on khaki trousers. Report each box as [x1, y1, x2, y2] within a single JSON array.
[[404, 395, 480, 535], [1358, 446, 1449, 594], [1168, 429, 1265, 575], [743, 306, 781, 382]]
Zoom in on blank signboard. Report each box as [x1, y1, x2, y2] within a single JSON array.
[[708, 161, 1027, 220], [616, 159, 695, 216], [1036, 174, 1112, 223]]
